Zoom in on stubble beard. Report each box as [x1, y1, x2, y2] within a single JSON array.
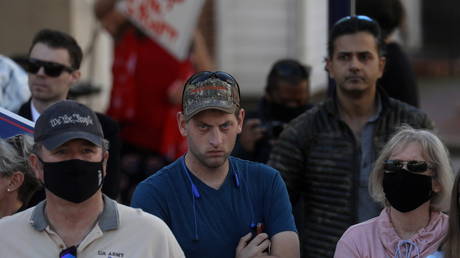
[[338, 79, 373, 99], [190, 149, 230, 170], [31, 84, 64, 103]]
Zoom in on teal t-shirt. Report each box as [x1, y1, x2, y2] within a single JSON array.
[[131, 156, 296, 258]]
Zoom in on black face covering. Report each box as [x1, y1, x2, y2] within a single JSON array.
[[383, 169, 433, 213], [268, 102, 307, 123], [41, 159, 104, 203]]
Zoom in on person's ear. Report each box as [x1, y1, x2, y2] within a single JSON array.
[[177, 112, 188, 137], [71, 70, 81, 82], [102, 150, 109, 177], [432, 179, 441, 193], [29, 153, 44, 183], [237, 109, 245, 133], [6, 171, 24, 192], [377, 56, 386, 79], [325, 58, 333, 78]]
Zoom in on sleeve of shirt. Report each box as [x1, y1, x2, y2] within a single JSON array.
[[268, 121, 308, 204], [141, 210, 185, 258], [131, 178, 170, 225], [263, 165, 297, 237], [160, 219, 185, 258], [333, 229, 361, 258]]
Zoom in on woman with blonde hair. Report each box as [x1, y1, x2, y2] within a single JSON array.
[[334, 126, 454, 257], [0, 134, 40, 218]]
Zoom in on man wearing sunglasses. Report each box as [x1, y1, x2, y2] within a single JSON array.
[[132, 71, 300, 258], [17, 29, 121, 204], [268, 16, 434, 257], [0, 100, 184, 257]]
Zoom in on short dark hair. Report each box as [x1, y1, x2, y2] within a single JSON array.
[[29, 29, 83, 70], [327, 16, 385, 58], [265, 59, 311, 95], [356, 0, 404, 39]]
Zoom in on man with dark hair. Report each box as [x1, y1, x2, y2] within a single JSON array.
[[233, 59, 312, 163], [132, 71, 299, 258], [0, 100, 184, 257], [28, 29, 83, 71], [17, 28, 121, 202], [268, 16, 434, 257], [21, 29, 82, 119]]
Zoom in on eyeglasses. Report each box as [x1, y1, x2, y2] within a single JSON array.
[[384, 160, 434, 174], [26, 58, 74, 77], [334, 15, 375, 26], [182, 71, 241, 104], [59, 246, 77, 258]]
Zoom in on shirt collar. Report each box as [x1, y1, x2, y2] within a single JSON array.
[[29, 195, 119, 232], [30, 101, 40, 122], [325, 89, 383, 121]]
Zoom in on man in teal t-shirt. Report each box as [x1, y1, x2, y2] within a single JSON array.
[[131, 71, 299, 258]]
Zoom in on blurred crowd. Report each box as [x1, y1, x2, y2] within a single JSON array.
[[1, 0, 460, 257]]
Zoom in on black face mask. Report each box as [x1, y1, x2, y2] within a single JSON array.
[[383, 169, 433, 213], [40, 158, 104, 203], [268, 102, 307, 123]]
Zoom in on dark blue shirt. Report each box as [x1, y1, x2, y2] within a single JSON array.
[[131, 156, 296, 258]]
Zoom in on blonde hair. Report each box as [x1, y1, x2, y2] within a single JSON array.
[[369, 125, 454, 211]]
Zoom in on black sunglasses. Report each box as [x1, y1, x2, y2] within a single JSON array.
[[334, 15, 375, 26], [384, 160, 434, 174], [182, 71, 241, 104], [59, 246, 77, 258], [186, 71, 239, 89], [26, 58, 74, 77]]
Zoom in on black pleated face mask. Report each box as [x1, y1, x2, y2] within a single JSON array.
[[383, 169, 433, 213], [40, 158, 104, 203]]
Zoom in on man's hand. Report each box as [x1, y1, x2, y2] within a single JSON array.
[[235, 232, 271, 258], [239, 119, 265, 152]]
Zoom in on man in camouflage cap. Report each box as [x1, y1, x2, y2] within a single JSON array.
[[132, 71, 300, 258]]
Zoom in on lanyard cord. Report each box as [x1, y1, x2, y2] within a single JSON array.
[[180, 156, 255, 241], [181, 157, 200, 241]]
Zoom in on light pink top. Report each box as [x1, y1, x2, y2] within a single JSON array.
[[334, 208, 448, 258]]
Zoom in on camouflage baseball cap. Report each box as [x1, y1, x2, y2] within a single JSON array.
[[182, 71, 241, 121]]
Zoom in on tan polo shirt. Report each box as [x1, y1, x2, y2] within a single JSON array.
[[0, 195, 184, 258]]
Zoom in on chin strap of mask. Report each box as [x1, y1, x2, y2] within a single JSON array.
[[394, 239, 420, 258]]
